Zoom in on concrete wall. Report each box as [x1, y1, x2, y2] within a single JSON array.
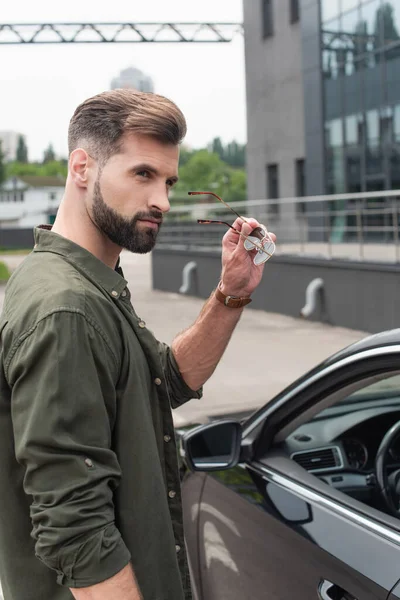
[[152, 248, 400, 334], [0, 228, 34, 249], [243, 0, 305, 238]]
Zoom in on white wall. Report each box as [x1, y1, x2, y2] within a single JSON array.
[[0, 186, 63, 228]]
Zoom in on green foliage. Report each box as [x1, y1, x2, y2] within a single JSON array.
[[179, 145, 194, 167], [6, 160, 67, 179], [209, 137, 246, 168], [0, 141, 5, 186], [173, 148, 247, 204], [224, 168, 247, 203], [2, 137, 247, 206], [16, 135, 28, 163], [0, 261, 11, 282], [43, 143, 56, 164]]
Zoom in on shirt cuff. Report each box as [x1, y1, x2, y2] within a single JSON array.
[[51, 524, 131, 588], [168, 348, 203, 408]]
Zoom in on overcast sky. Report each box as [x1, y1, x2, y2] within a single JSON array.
[[0, 0, 245, 161]]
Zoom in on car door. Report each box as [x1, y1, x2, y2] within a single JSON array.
[[182, 346, 400, 600]]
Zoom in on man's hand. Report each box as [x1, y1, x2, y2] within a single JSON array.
[[219, 217, 276, 298]]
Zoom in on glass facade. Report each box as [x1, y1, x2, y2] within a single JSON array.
[[322, 0, 400, 195]]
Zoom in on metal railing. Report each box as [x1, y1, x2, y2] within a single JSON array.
[[158, 189, 400, 263]]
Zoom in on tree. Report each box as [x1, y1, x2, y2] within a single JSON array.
[[224, 141, 246, 168], [171, 148, 247, 208], [16, 135, 28, 163], [210, 137, 225, 161], [6, 159, 68, 179], [352, 20, 369, 70], [374, 2, 400, 61], [224, 169, 247, 202], [174, 150, 230, 200], [178, 145, 194, 167], [0, 140, 5, 186], [209, 137, 246, 168], [43, 143, 56, 164]]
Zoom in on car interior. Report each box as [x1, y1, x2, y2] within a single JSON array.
[[277, 372, 400, 519]]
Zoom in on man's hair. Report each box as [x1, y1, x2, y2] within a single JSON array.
[[68, 89, 187, 163]]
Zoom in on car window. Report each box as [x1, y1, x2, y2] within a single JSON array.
[[287, 372, 400, 521], [338, 373, 400, 404]]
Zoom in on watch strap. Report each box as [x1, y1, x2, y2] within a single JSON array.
[[215, 284, 252, 308]]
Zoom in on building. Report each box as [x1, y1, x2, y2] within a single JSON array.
[[0, 176, 65, 228], [0, 131, 25, 162], [110, 67, 154, 93], [244, 0, 400, 237]]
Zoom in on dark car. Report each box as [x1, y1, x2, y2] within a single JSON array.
[[180, 329, 400, 600]]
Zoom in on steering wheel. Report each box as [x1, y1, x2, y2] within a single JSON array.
[[375, 420, 400, 517]]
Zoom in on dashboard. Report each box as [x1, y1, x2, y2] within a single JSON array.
[[284, 403, 400, 502]]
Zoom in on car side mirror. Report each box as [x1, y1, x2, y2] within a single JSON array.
[[182, 420, 242, 472]]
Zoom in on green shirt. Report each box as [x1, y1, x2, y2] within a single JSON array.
[[0, 227, 202, 600]]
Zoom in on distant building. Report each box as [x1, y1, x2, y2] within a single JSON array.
[[0, 131, 25, 162], [111, 67, 154, 93], [245, 0, 400, 197], [0, 175, 65, 228], [244, 0, 400, 239]]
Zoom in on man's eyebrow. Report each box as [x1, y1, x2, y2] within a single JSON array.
[[133, 163, 179, 183]]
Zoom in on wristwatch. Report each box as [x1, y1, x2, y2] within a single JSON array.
[[215, 282, 252, 308]]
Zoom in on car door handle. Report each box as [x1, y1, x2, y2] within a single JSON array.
[[318, 579, 357, 600]]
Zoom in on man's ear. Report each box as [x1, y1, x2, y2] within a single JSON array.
[[68, 148, 92, 189]]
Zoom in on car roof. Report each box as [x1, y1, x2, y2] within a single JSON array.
[[324, 328, 400, 367], [241, 329, 400, 435]]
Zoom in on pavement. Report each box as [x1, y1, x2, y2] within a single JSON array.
[[0, 251, 369, 427]]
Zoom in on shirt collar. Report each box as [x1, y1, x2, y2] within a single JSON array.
[[33, 226, 128, 297]]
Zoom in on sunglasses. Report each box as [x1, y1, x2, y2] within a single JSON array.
[[188, 191, 275, 265]]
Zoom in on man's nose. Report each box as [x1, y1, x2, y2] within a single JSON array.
[[150, 192, 171, 214]]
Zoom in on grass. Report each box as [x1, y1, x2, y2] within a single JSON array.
[[0, 261, 11, 282]]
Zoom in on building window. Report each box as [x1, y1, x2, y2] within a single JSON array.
[[267, 163, 279, 215], [295, 159, 306, 213], [290, 0, 299, 24], [262, 0, 274, 39]]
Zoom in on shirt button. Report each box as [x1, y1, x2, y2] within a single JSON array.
[[168, 490, 176, 499], [164, 435, 171, 443], [138, 321, 146, 328], [154, 377, 162, 386], [111, 290, 118, 298], [84, 458, 93, 467], [121, 290, 127, 297], [175, 545, 181, 553]]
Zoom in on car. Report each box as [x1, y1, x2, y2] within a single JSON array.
[[179, 329, 400, 600]]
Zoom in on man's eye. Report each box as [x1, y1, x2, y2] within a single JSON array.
[[137, 171, 150, 178], [166, 180, 174, 187]]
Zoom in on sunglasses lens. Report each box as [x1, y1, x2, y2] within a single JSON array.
[[253, 239, 276, 265], [244, 228, 267, 251]]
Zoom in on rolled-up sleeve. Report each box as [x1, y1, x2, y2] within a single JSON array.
[[4, 310, 131, 588], [157, 342, 203, 409]]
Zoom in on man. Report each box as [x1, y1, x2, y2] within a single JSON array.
[[0, 89, 274, 600]]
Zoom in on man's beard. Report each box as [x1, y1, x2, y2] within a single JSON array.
[[91, 178, 163, 254]]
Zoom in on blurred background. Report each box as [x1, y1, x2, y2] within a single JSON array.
[[1, 0, 400, 334]]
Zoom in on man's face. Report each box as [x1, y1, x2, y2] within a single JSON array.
[[89, 133, 179, 253]]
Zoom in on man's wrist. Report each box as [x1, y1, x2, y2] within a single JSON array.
[[215, 282, 252, 308], [218, 281, 251, 299]]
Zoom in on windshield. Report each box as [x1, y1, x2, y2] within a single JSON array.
[[337, 373, 400, 405]]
